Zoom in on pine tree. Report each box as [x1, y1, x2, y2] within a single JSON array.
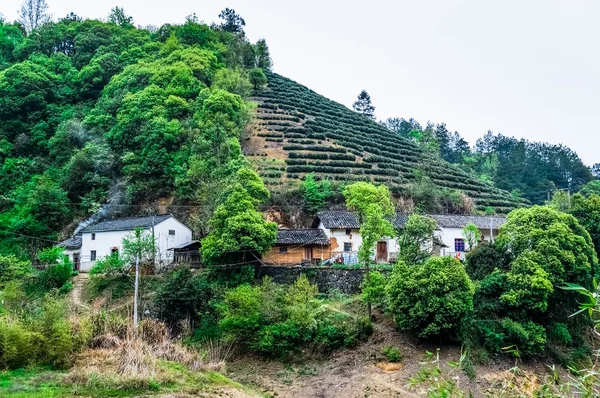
[[352, 90, 375, 120]]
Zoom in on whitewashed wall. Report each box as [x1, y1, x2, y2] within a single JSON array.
[[79, 218, 192, 271], [317, 222, 398, 262], [438, 226, 498, 257]]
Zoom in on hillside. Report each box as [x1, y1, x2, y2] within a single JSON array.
[[247, 73, 529, 213]]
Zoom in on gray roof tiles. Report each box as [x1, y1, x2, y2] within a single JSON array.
[[80, 214, 174, 233], [57, 235, 82, 249], [429, 214, 506, 229], [316, 211, 409, 229], [276, 229, 330, 245], [315, 211, 504, 230], [316, 211, 360, 229]]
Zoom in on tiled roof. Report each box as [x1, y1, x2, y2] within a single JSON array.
[[80, 214, 174, 233], [315, 211, 360, 229], [430, 214, 506, 229], [276, 229, 330, 245], [316, 211, 410, 229], [393, 213, 409, 229], [57, 235, 82, 249]]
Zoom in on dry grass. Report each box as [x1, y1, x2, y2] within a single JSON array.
[[200, 338, 237, 372], [66, 315, 206, 390], [482, 368, 541, 397]]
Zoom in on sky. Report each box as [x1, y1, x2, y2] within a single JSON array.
[[3, 0, 600, 164]]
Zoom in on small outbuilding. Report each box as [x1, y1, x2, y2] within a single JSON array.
[[262, 229, 331, 265]]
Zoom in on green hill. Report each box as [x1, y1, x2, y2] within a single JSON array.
[[248, 73, 528, 213]]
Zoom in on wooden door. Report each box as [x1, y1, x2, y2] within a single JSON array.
[[376, 242, 387, 262], [304, 246, 313, 261]]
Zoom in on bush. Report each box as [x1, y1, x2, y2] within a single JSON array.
[[382, 346, 402, 362], [465, 241, 509, 281], [155, 267, 214, 328], [386, 258, 474, 339], [360, 271, 387, 309], [0, 289, 91, 369], [476, 319, 546, 357], [38, 258, 74, 291], [90, 253, 129, 276], [218, 276, 372, 356], [0, 255, 33, 286]]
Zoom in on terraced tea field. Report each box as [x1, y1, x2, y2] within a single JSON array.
[[246, 73, 528, 213]]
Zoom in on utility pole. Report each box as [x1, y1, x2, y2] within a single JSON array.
[[133, 253, 140, 331]]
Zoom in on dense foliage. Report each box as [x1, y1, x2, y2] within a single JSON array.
[[218, 275, 372, 356], [0, 9, 272, 258], [383, 119, 594, 205], [386, 257, 474, 339], [471, 206, 598, 357]]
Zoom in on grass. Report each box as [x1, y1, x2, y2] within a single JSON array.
[[0, 363, 259, 397]]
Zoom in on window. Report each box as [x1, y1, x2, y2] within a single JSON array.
[[90, 250, 97, 261], [454, 238, 465, 252], [345, 229, 351, 235], [279, 246, 288, 254], [344, 242, 352, 252], [168, 229, 176, 236], [91, 233, 96, 240], [111, 247, 119, 256]]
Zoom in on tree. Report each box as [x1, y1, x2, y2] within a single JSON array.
[[107, 7, 133, 28], [395, 213, 437, 264], [571, 193, 600, 258], [474, 206, 599, 356], [218, 8, 246, 35], [462, 223, 481, 251], [344, 182, 394, 317], [248, 67, 267, 90], [548, 190, 571, 212], [18, 0, 51, 32], [302, 173, 332, 213], [578, 180, 600, 197], [386, 257, 474, 339], [352, 90, 375, 120], [465, 241, 509, 281], [201, 183, 277, 266], [254, 38, 272, 70]]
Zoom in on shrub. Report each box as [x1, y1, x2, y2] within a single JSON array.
[[0, 255, 33, 286], [90, 253, 128, 276], [248, 67, 267, 90], [386, 258, 474, 339], [360, 271, 387, 309], [473, 206, 598, 357], [302, 172, 332, 213], [550, 323, 573, 345], [465, 241, 509, 281], [0, 291, 91, 369], [38, 258, 74, 291], [218, 276, 371, 356], [382, 346, 402, 362], [155, 267, 213, 328], [476, 319, 546, 357]]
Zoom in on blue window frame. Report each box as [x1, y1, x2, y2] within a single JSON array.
[[455, 238, 465, 252]]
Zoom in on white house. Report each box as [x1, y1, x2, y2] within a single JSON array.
[[58, 214, 193, 272], [312, 211, 408, 264], [311, 211, 505, 264], [430, 214, 506, 260]]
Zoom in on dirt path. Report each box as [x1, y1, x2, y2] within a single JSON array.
[[71, 273, 89, 310]]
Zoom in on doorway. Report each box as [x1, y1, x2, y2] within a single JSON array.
[[376, 241, 387, 263], [73, 252, 80, 271], [304, 246, 313, 261]]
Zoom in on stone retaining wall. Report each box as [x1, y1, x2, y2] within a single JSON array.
[[253, 265, 381, 294]]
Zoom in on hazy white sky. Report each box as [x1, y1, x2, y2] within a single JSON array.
[[3, 0, 600, 164]]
